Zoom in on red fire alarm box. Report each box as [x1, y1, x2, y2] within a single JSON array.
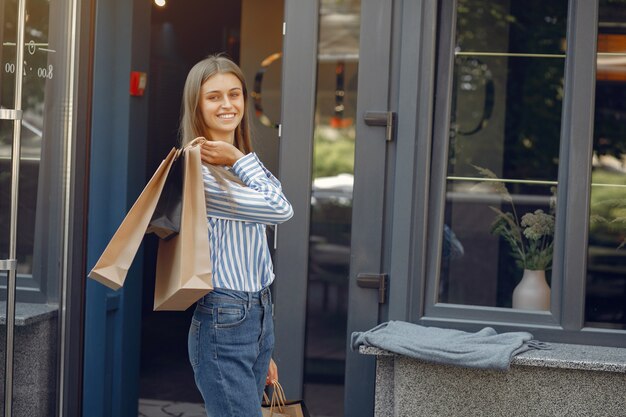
[[130, 71, 147, 96]]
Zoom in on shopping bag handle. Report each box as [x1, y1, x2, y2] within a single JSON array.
[[185, 136, 207, 150], [172, 137, 208, 161], [263, 380, 287, 414], [271, 380, 287, 411]]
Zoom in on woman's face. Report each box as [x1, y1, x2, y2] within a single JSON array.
[[199, 72, 245, 144]]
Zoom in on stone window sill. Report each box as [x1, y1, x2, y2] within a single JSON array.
[[0, 302, 58, 326], [359, 342, 626, 373]]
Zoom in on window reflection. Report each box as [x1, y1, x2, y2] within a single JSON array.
[[0, 0, 49, 280], [438, 0, 568, 309], [304, 0, 359, 415], [585, 0, 626, 330]]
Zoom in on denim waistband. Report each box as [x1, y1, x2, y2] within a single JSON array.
[[198, 286, 271, 309]]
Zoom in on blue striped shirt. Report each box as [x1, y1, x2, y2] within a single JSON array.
[[201, 152, 293, 291]]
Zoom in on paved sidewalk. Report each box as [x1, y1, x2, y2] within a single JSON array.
[[138, 397, 337, 417], [139, 398, 206, 417]]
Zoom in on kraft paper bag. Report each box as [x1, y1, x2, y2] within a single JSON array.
[[88, 147, 179, 290], [262, 402, 307, 417], [262, 381, 310, 417], [147, 150, 184, 240], [153, 142, 212, 311]]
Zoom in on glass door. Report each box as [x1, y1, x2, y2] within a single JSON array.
[[276, 0, 393, 416], [304, 1, 360, 415], [1, 0, 79, 415], [1, 0, 27, 414]]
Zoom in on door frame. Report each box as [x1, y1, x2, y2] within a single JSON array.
[[343, 0, 395, 415], [273, 0, 319, 401]]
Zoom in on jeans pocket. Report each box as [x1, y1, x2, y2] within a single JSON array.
[[215, 305, 247, 328], [188, 318, 201, 368]]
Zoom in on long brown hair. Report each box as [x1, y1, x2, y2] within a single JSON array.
[[179, 54, 253, 155]]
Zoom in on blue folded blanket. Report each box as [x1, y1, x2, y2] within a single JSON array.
[[351, 321, 550, 371]]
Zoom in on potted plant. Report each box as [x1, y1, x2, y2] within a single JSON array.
[[474, 167, 555, 310]]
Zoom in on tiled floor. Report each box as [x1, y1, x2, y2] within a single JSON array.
[[139, 398, 206, 417], [138, 382, 343, 417]]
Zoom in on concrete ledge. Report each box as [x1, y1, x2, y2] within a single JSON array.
[[0, 302, 58, 326], [360, 343, 626, 417], [360, 342, 626, 373], [0, 304, 58, 417]]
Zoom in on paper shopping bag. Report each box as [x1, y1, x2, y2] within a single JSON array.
[[262, 407, 290, 417], [147, 149, 184, 240], [262, 402, 309, 417], [153, 142, 212, 311], [262, 381, 311, 417], [88, 147, 179, 290]]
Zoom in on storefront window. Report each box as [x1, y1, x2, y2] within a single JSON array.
[[1, 0, 78, 413], [585, 0, 626, 330], [1, 0, 58, 301], [437, 0, 568, 309]]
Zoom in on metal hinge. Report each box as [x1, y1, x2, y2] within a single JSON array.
[[356, 273, 388, 304], [364, 111, 396, 141]]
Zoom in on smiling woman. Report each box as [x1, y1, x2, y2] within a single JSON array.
[[176, 55, 293, 417]]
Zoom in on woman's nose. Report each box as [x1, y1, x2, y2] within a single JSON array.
[[221, 97, 232, 108]]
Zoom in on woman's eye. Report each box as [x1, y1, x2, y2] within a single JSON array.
[[208, 96, 219, 101], [230, 93, 240, 98]]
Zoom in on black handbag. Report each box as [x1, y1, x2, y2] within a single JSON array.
[[148, 149, 184, 240]]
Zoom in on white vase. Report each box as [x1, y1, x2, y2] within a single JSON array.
[[512, 269, 551, 311]]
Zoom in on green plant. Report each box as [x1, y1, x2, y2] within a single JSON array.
[[590, 199, 626, 250], [312, 128, 355, 178], [589, 170, 626, 250], [475, 166, 555, 271]]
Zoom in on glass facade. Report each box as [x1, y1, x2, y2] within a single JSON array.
[[439, 0, 568, 309], [0, 0, 625, 415], [1, 0, 78, 414], [585, 0, 626, 330], [1, 0, 50, 284]]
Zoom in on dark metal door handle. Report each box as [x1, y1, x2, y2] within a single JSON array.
[[356, 273, 388, 304], [364, 111, 396, 141]]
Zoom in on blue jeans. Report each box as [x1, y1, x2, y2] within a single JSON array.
[[188, 287, 274, 417]]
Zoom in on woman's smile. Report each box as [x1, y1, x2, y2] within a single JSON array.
[[200, 72, 245, 143]]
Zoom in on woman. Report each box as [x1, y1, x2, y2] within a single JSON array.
[[181, 54, 293, 416]]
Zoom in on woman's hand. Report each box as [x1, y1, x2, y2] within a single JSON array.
[[265, 358, 278, 385], [200, 140, 244, 167]]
